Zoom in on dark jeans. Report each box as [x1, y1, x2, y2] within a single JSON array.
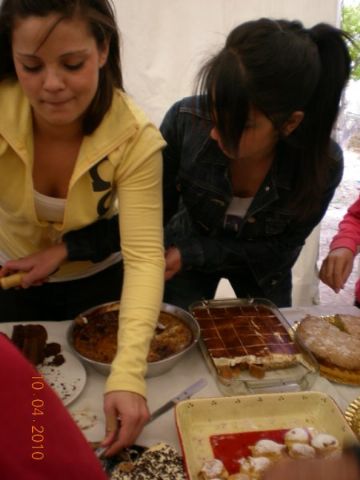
[[0, 262, 123, 322], [164, 268, 291, 311]]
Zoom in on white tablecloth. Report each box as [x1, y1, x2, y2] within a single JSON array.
[[3, 304, 360, 450]]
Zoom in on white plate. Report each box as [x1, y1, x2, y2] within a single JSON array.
[[39, 349, 86, 406], [0, 322, 86, 406]]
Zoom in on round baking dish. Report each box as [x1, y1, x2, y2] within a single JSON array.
[[67, 301, 200, 377]]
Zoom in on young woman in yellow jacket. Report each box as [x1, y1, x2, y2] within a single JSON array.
[[0, 0, 165, 456]]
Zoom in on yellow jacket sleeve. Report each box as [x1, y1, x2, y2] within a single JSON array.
[[105, 125, 165, 398]]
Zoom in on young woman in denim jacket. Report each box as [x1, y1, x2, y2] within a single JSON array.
[[3, 18, 351, 310]]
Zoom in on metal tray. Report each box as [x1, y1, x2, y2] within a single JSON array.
[[189, 298, 319, 396], [345, 396, 360, 440]]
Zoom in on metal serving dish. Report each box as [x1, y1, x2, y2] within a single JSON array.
[[67, 301, 200, 377]]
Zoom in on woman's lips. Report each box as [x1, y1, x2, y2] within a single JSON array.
[[42, 98, 73, 106]]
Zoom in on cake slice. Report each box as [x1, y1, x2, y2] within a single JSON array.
[[11, 324, 48, 365]]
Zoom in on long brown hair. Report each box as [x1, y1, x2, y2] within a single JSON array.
[[0, 0, 123, 134]]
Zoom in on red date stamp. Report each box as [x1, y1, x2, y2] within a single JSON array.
[[31, 376, 45, 460]]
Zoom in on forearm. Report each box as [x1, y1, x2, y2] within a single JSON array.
[[172, 225, 310, 273], [106, 148, 165, 397]]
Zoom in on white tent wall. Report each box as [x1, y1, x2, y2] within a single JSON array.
[[113, 0, 340, 306]]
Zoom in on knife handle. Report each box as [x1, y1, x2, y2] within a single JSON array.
[[0, 273, 25, 289]]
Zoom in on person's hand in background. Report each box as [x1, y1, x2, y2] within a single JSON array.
[[165, 247, 182, 280], [319, 247, 355, 293], [0, 243, 68, 288]]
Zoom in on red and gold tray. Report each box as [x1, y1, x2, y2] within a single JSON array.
[[176, 392, 357, 480]]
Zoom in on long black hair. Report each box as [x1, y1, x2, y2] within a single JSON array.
[[197, 18, 352, 219], [0, 0, 123, 134]]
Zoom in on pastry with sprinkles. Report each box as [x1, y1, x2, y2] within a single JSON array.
[[310, 433, 340, 457], [198, 458, 229, 479], [284, 427, 309, 447], [288, 443, 316, 459], [250, 439, 286, 461], [239, 456, 272, 479]]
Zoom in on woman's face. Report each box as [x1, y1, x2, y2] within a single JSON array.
[[11, 14, 108, 131], [210, 108, 279, 163]]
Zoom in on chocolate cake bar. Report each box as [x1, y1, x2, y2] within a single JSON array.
[[192, 304, 300, 379], [12, 324, 48, 365], [11, 324, 62, 366]]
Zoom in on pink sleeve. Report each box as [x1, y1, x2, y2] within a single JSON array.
[[330, 195, 360, 254], [0, 334, 107, 480]]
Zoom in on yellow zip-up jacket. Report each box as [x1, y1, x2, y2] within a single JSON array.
[[0, 79, 165, 397]]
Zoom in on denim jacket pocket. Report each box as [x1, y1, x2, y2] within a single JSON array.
[[179, 177, 228, 233], [264, 211, 292, 236]]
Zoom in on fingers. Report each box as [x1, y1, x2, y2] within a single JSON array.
[[103, 411, 147, 457], [102, 409, 118, 447], [21, 269, 49, 288], [319, 257, 339, 292], [319, 249, 354, 293], [102, 391, 150, 457], [165, 269, 176, 281]]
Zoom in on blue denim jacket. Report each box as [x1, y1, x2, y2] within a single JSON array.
[[161, 96, 343, 298]]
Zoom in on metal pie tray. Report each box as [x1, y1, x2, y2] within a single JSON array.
[[345, 396, 360, 440]]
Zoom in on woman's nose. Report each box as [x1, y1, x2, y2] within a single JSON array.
[[42, 68, 65, 91]]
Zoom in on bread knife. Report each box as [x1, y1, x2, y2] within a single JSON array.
[[147, 377, 208, 423]]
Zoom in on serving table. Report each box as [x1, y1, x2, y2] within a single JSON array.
[[14, 305, 360, 449]]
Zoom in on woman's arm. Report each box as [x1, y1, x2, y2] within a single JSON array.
[[0, 217, 120, 287], [102, 121, 165, 455], [320, 195, 360, 292]]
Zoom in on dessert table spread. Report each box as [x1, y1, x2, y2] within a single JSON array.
[[4, 304, 360, 450]]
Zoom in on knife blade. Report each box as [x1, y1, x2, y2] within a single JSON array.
[[147, 377, 207, 423]]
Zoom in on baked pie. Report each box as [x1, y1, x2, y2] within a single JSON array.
[[72, 306, 193, 364], [296, 314, 360, 384]]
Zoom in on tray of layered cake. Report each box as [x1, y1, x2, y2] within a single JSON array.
[[189, 298, 319, 396], [295, 313, 360, 386], [175, 391, 358, 480]]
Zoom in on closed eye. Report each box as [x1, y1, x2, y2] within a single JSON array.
[[22, 64, 42, 73], [64, 62, 84, 71]]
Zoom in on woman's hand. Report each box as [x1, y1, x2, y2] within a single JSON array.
[[165, 247, 182, 280], [319, 247, 355, 293], [102, 391, 150, 457], [0, 243, 68, 288]]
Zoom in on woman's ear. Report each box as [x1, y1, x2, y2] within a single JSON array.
[[282, 111, 304, 136], [98, 39, 110, 69]]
